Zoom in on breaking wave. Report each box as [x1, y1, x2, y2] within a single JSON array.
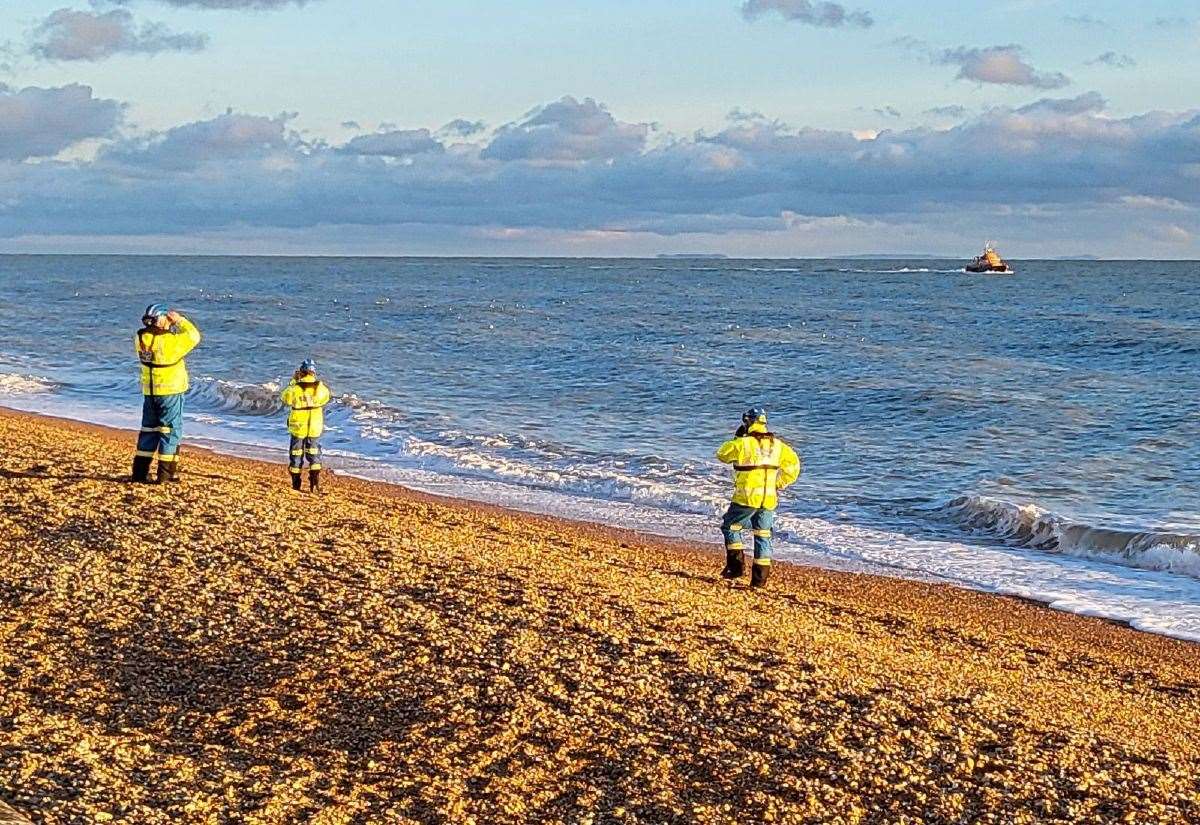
[[0, 372, 58, 395], [936, 495, 1200, 579], [189, 376, 283, 415]]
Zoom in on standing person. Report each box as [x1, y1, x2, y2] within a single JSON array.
[[133, 305, 201, 483], [715, 407, 802, 588], [280, 359, 331, 492]]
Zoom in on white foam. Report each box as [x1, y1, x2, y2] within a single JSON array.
[[0, 372, 57, 395]]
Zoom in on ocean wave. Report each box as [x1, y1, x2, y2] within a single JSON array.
[[936, 495, 1200, 579], [399, 435, 726, 517], [0, 372, 59, 395], [189, 376, 283, 416]]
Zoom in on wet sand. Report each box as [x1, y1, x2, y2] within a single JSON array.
[[0, 408, 1198, 824]]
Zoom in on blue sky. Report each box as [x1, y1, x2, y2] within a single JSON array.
[[1, 0, 1198, 256]]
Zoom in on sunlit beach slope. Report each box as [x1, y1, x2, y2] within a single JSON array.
[[1, 410, 1198, 824]]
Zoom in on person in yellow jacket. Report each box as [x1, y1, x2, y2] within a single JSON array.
[[715, 407, 802, 587], [133, 304, 201, 483], [280, 359, 331, 492]]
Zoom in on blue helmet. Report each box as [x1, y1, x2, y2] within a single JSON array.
[[742, 407, 767, 426], [298, 358, 317, 374], [143, 303, 168, 323]]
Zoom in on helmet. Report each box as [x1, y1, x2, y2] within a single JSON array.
[[742, 407, 767, 426], [298, 358, 317, 374], [142, 303, 168, 323]]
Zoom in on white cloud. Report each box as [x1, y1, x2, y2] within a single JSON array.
[[483, 97, 649, 162], [102, 110, 292, 169], [740, 0, 873, 28], [0, 83, 123, 159], [338, 129, 444, 157], [1087, 51, 1136, 69], [939, 45, 1070, 89], [105, 0, 315, 9], [31, 8, 207, 61]]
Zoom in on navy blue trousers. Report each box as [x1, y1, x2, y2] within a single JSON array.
[[289, 436, 322, 473], [136, 393, 185, 462], [721, 503, 775, 566]]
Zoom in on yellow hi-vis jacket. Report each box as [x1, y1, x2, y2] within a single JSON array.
[[136, 317, 201, 396], [716, 423, 802, 510], [280, 379, 332, 438]]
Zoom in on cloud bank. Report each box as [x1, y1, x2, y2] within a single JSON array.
[[31, 8, 207, 61], [0, 86, 1197, 255], [740, 0, 873, 29]]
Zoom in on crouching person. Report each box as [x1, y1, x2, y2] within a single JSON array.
[[281, 359, 331, 492], [716, 407, 802, 587]]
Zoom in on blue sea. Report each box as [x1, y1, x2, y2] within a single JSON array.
[[2, 255, 1198, 640]]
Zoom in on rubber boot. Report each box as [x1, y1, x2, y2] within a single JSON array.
[[291, 471, 302, 491], [750, 563, 771, 589], [309, 469, 321, 494], [720, 547, 745, 580], [156, 460, 180, 484], [131, 455, 155, 483]]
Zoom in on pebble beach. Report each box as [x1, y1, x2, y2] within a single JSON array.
[[1, 408, 1198, 824]]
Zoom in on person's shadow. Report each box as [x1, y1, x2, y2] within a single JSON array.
[[1, 464, 230, 483], [0, 466, 128, 483]]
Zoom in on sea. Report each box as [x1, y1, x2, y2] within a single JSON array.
[[1, 255, 1197, 641]]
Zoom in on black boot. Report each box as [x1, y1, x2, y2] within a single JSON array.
[[750, 563, 771, 588], [291, 471, 302, 491], [720, 547, 745, 580], [158, 458, 181, 484], [131, 455, 155, 483], [309, 469, 321, 493]]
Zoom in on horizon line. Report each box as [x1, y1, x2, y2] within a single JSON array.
[[1, 252, 1197, 262]]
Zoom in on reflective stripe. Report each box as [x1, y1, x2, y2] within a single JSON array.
[[304, 449, 320, 454], [135, 450, 156, 458], [289, 467, 302, 474], [730, 523, 744, 531], [157, 454, 178, 462], [309, 463, 322, 470], [725, 542, 746, 550], [753, 529, 771, 537], [290, 450, 304, 456], [753, 558, 772, 566], [140, 426, 171, 433]]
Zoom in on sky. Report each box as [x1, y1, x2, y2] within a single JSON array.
[[0, 0, 1198, 257]]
